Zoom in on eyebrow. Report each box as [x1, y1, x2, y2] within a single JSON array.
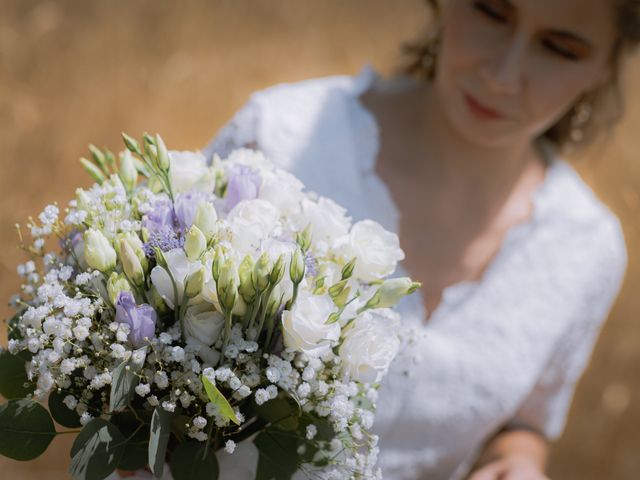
[[497, 0, 595, 50]]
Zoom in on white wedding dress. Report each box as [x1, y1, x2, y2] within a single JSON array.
[[199, 65, 627, 480]]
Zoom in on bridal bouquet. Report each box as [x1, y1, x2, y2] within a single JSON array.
[[0, 133, 419, 480]]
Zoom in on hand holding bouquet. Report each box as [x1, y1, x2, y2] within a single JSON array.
[[0, 134, 419, 479]]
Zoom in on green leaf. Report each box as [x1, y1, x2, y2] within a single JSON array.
[[48, 390, 81, 428], [254, 427, 300, 480], [169, 441, 219, 480], [201, 375, 240, 426], [148, 404, 173, 478], [253, 397, 299, 432], [0, 399, 56, 461], [109, 347, 146, 413], [0, 350, 33, 399], [111, 412, 149, 471], [69, 418, 125, 480]]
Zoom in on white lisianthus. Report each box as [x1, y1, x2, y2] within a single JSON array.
[[228, 199, 281, 255], [294, 197, 351, 254], [259, 169, 305, 216], [83, 228, 117, 272], [339, 309, 401, 384], [169, 151, 212, 193], [340, 220, 405, 282], [150, 248, 202, 309], [281, 292, 340, 357], [183, 303, 225, 346]]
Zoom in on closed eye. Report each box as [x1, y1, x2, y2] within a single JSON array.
[[541, 39, 580, 60], [473, 1, 508, 23]]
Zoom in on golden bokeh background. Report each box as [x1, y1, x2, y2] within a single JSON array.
[[0, 1, 638, 478]]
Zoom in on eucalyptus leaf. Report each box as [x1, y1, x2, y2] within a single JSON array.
[[69, 418, 125, 480], [48, 390, 81, 428], [253, 397, 299, 432], [254, 427, 300, 480], [169, 441, 219, 480], [0, 399, 56, 461], [112, 412, 149, 471], [148, 404, 173, 478], [0, 350, 32, 399], [201, 375, 239, 426], [109, 347, 146, 413]]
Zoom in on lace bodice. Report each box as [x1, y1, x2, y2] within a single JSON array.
[[202, 66, 627, 480]]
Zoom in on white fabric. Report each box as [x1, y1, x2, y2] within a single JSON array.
[[202, 65, 627, 480]]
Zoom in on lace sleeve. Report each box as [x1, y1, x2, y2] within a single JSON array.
[[201, 95, 261, 162], [505, 215, 627, 441]]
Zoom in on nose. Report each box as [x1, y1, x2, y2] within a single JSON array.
[[480, 35, 527, 96]]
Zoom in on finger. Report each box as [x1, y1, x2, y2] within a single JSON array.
[[468, 461, 508, 480]]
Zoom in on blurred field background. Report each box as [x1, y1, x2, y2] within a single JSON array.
[[0, 0, 638, 478]]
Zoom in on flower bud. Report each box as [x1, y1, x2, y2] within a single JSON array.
[[252, 253, 270, 293], [296, 224, 312, 252], [269, 254, 286, 286], [211, 246, 224, 283], [120, 239, 145, 287], [118, 232, 148, 272], [366, 277, 421, 310], [84, 228, 117, 272], [341, 257, 357, 280], [184, 225, 207, 261], [119, 150, 138, 192], [107, 272, 133, 305], [155, 134, 170, 172], [217, 259, 238, 313], [193, 202, 218, 241], [80, 158, 106, 185], [122, 132, 142, 156], [184, 267, 205, 299], [289, 248, 305, 285], [75, 188, 92, 211], [238, 255, 256, 302], [154, 247, 168, 270]]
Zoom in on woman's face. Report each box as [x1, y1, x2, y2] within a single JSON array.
[[435, 0, 618, 148]]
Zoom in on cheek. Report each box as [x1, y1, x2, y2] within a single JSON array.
[[523, 62, 606, 131]]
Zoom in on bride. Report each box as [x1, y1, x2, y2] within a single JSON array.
[[202, 0, 632, 478]]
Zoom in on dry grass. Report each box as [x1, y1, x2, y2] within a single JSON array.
[[0, 1, 638, 478]]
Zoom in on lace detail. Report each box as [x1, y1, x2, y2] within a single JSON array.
[[203, 66, 627, 480]]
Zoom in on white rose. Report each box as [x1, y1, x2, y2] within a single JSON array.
[[259, 169, 305, 216], [339, 309, 401, 384], [227, 199, 281, 255], [341, 220, 405, 282], [225, 148, 270, 171], [183, 302, 225, 346], [169, 151, 212, 193], [150, 248, 202, 309], [281, 292, 340, 357], [294, 197, 351, 253]]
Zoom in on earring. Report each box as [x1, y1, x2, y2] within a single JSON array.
[[420, 31, 441, 79], [569, 98, 593, 143]]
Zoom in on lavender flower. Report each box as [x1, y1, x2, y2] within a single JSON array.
[[115, 291, 157, 348], [142, 227, 184, 258], [225, 165, 261, 211], [142, 198, 174, 233], [173, 191, 211, 232]]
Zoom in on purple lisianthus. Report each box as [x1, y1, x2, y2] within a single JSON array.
[[173, 191, 211, 232], [225, 165, 262, 211], [142, 198, 175, 233], [115, 291, 157, 348]]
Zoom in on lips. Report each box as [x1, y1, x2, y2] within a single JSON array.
[[462, 91, 505, 120]]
